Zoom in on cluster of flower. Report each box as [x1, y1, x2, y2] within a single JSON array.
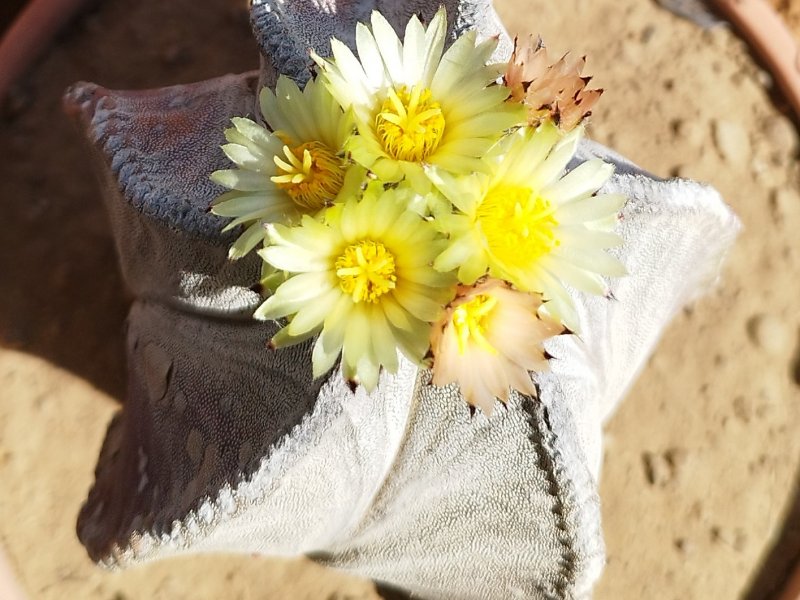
[[210, 9, 625, 414]]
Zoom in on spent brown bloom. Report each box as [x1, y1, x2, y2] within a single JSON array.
[[504, 35, 603, 132]]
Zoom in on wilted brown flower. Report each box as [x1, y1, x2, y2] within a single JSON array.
[[504, 35, 603, 132]]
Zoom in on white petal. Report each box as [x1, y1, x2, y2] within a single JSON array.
[[212, 193, 272, 217], [267, 217, 336, 253], [262, 78, 306, 141], [312, 333, 340, 379], [347, 131, 383, 170], [221, 136, 268, 168], [224, 127, 281, 163], [554, 246, 627, 277], [288, 288, 341, 336], [230, 117, 277, 149], [392, 285, 444, 322], [391, 316, 431, 363], [558, 227, 623, 249], [322, 295, 352, 348], [355, 351, 380, 391], [444, 111, 521, 139], [419, 7, 446, 85], [535, 273, 580, 332], [529, 129, 582, 189], [342, 307, 371, 370], [443, 85, 509, 123], [269, 272, 331, 304], [543, 160, 614, 204], [496, 126, 559, 183], [369, 307, 399, 373], [228, 223, 267, 259], [400, 162, 431, 194], [505, 364, 537, 397], [402, 14, 426, 82], [254, 293, 304, 321], [381, 295, 415, 331], [258, 245, 327, 272], [370, 11, 405, 83], [434, 235, 477, 272], [541, 256, 607, 296], [556, 193, 626, 223], [431, 31, 479, 96], [433, 137, 495, 160], [356, 22, 388, 89], [426, 167, 481, 213], [426, 153, 486, 175], [270, 323, 318, 348], [220, 209, 273, 232], [458, 253, 489, 285], [331, 39, 371, 99], [210, 169, 268, 192]]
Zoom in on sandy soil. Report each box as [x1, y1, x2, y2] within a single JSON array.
[[1, 0, 799, 598]]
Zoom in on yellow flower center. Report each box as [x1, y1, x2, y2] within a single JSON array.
[[335, 240, 397, 303], [452, 294, 498, 355], [271, 141, 345, 211], [476, 185, 560, 270], [375, 85, 446, 162]]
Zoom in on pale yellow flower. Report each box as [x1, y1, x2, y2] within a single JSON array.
[[210, 76, 357, 258], [429, 124, 626, 331], [311, 8, 523, 193], [431, 278, 562, 415], [254, 185, 454, 390]]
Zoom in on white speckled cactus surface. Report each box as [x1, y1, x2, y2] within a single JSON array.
[[63, 1, 739, 598]]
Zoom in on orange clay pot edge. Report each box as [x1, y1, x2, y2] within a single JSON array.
[[710, 0, 800, 119], [0, 0, 92, 101]]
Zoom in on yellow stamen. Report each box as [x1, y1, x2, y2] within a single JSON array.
[[477, 185, 560, 270], [271, 141, 345, 211], [452, 294, 498, 355], [335, 240, 397, 303], [375, 85, 445, 162]]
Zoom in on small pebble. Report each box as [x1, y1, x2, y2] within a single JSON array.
[[710, 525, 734, 545], [712, 119, 751, 165], [664, 447, 688, 478], [732, 395, 752, 423], [674, 538, 693, 555], [755, 69, 773, 88], [689, 501, 706, 521], [709, 526, 747, 551], [763, 116, 799, 155], [673, 118, 708, 147], [770, 188, 800, 224], [640, 24, 656, 44], [747, 313, 792, 356], [752, 157, 786, 188], [642, 452, 670, 486]]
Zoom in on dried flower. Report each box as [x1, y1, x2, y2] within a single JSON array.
[[505, 36, 602, 132]]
